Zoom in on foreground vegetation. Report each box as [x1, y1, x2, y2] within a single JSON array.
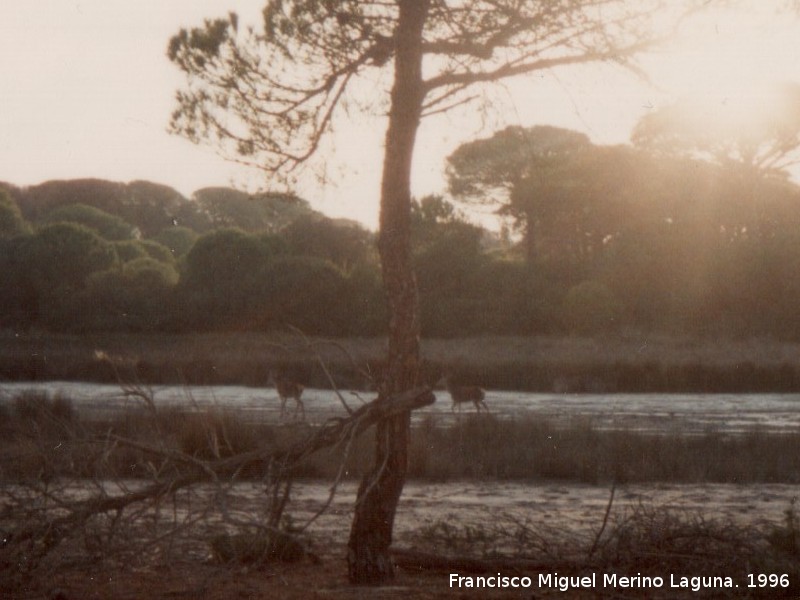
[[3, 389, 800, 484], [2, 389, 800, 598]]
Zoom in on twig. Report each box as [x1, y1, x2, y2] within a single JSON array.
[[2, 386, 435, 564], [286, 325, 359, 415], [587, 482, 616, 559]]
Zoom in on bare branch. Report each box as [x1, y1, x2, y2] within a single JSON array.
[[168, 0, 699, 180], [423, 37, 658, 93]]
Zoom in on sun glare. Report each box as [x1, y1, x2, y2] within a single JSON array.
[[647, 4, 800, 124]]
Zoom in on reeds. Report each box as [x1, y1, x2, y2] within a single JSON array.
[[405, 415, 800, 483], [3, 391, 800, 484], [4, 331, 800, 392]]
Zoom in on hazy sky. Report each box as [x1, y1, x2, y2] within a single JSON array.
[[1, 2, 799, 229]]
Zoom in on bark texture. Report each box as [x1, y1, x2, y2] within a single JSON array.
[[347, 0, 430, 585]]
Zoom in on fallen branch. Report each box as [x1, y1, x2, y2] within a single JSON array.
[[4, 387, 436, 554]]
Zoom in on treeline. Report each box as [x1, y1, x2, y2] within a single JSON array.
[[3, 128, 800, 340], [0, 179, 380, 335]]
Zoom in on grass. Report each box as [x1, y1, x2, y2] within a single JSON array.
[[2, 390, 800, 484], [3, 389, 800, 598], [4, 330, 800, 391], [411, 503, 800, 598], [406, 415, 800, 483]]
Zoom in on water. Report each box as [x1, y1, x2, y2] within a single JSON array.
[[2, 380, 800, 433]]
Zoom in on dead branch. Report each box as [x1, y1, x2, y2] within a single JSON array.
[[2, 387, 435, 565], [587, 483, 616, 559], [285, 326, 356, 415]]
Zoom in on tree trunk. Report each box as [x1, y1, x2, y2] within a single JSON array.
[[347, 0, 429, 585]]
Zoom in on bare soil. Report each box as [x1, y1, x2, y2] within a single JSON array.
[[24, 552, 505, 600], [8, 481, 799, 599]]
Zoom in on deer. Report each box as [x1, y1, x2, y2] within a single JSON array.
[[268, 370, 306, 420], [438, 372, 488, 413]]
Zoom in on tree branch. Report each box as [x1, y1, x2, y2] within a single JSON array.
[[423, 38, 658, 93], [5, 387, 436, 550]]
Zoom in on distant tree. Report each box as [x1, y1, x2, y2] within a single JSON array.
[[15, 223, 117, 329], [633, 84, 800, 242], [193, 187, 313, 233], [257, 256, 350, 334], [254, 232, 290, 256], [168, 0, 703, 583], [153, 226, 199, 258], [632, 83, 800, 178], [22, 223, 117, 292], [42, 203, 137, 241], [409, 195, 488, 334], [135, 239, 175, 264], [467, 260, 561, 334], [18, 179, 128, 221], [598, 219, 714, 332], [280, 215, 374, 271], [123, 257, 179, 286], [411, 194, 458, 225], [0, 190, 31, 326], [182, 228, 273, 289], [409, 194, 561, 335], [178, 229, 350, 332], [447, 126, 593, 262], [342, 262, 387, 336], [0, 182, 24, 203], [113, 239, 176, 265], [0, 189, 29, 238], [126, 180, 205, 235], [113, 240, 149, 263], [703, 230, 800, 338], [16, 179, 205, 237], [410, 194, 465, 246], [0, 236, 36, 327], [416, 230, 485, 333], [179, 228, 278, 328], [81, 258, 179, 331]]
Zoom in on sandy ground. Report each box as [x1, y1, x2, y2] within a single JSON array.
[[10, 480, 799, 599], [4, 379, 800, 598], [291, 480, 800, 547]]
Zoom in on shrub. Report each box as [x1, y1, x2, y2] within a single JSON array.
[[41, 203, 136, 240], [209, 529, 308, 565], [153, 225, 198, 258], [0, 190, 29, 238], [176, 410, 259, 459]]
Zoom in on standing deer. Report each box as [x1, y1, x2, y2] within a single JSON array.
[[439, 373, 488, 413], [268, 370, 306, 420]]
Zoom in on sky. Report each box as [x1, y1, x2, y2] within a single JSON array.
[[1, 2, 799, 230]]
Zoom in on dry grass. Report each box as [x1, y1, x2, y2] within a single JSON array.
[[407, 415, 800, 484], [3, 389, 800, 598], [410, 502, 800, 598], [3, 392, 800, 485], [3, 330, 800, 391]]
